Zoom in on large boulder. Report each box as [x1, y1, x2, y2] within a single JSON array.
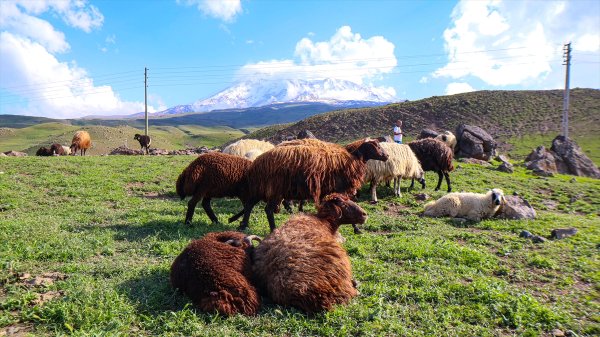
[[417, 129, 439, 139], [455, 124, 497, 161], [525, 136, 600, 178], [496, 195, 536, 220], [550, 136, 600, 178], [109, 146, 142, 155]]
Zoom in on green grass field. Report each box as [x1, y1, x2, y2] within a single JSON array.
[[0, 156, 598, 336], [0, 123, 244, 155]]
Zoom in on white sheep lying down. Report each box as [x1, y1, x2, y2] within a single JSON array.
[[223, 139, 274, 159], [365, 142, 424, 202], [423, 188, 505, 221]]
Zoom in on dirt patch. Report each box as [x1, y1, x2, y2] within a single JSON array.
[[18, 272, 67, 287], [125, 182, 145, 196], [383, 203, 410, 216], [2, 324, 33, 337], [141, 192, 177, 200], [541, 200, 559, 210]]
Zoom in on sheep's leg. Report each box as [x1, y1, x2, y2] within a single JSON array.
[[236, 200, 258, 231], [265, 201, 280, 232], [185, 195, 202, 226], [298, 200, 305, 212], [409, 178, 415, 191], [283, 200, 293, 213], [352, 223, 363, 234], [201, 197, 219, 224], [395, 177, 402, 197], [435, 171, 443, 191], [444, 172, 452, 192], [369, 180, 378, 203]]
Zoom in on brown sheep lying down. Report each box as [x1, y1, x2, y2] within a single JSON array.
[[170, 231, 262, 316], [36, 147, 53, 156], [252, 193, 366, 314], [176, 152, 252, 226]]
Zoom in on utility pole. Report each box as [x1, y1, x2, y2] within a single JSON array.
[[144, 67, 148, 137], [562, 42, 571, 139]]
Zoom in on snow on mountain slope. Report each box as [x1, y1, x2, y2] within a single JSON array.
[[190, 78, 396, 112]]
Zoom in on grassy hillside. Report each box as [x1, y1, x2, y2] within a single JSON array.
[[245, 89, 600, 162], [0, 123, 244, 155], [0, 156, 598, 336]]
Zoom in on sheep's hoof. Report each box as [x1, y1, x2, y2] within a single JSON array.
[[369, 200, 378, 205], [447, 188, 452, 192], [353, 227, 363, 234], [184, 220, 193, 227]]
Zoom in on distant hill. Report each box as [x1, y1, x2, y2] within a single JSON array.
[[240, 89, 600, 163]]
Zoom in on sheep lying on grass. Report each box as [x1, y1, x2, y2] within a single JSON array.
[[70, 131, 91, 156], [36, 147, 53, 156], [50, 143, 65, 156], [230, 138, 388, 231], [176, 152, 252, 225], [252, 193, 366, 314], [423, 188, 505, 221], [61, 145, 71, 155], [408, 138, 455, 192], [365, 142, 424, 202], [170, 231, 262, 316]]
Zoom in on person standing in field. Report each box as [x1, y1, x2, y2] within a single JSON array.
[[393, 120, 403, 144]]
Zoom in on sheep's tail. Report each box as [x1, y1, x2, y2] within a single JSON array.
[[176, 172, 186, 200], [243, 235, 262, 246]]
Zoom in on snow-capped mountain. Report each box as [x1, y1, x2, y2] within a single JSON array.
[[189, 78, 396, 113]]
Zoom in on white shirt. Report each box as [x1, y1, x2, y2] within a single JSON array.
[[393, 126, 402, 142]]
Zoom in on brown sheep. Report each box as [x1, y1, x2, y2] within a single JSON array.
[[229, 138, 388, 231], [170, 231, 262, 316], [70, 131, 91, 156], [176, 152, 252, 226], [49, 143, 65, 156], [252, 193, 366, 314], [133, 134, 151, 155], [408, 138, 455, 192], [36, 147, 53, 156]]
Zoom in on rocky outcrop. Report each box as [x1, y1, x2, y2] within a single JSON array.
[[525, 136, 600, 178], [455, 124, 497, 161], [496, 195, 536, 220], [109, 146, 211, 156], [417, 129, 439, 140]]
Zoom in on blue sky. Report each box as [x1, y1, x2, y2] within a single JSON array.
[[0, 0, 599, 118]]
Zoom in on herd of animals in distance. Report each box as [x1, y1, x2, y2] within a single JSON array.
[[31, 128, 508, 315]]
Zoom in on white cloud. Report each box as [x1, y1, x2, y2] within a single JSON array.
[[0, 1, 152, 118], [236, 26, 397, 96], [434, 0, 600, 88], [419, 76, 429, 84], [445, 82, 475, 95], [178, 0, 242, 22]]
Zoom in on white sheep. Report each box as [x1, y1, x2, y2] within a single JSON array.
[[61, 145, 71, 156], [243, 149, 264, 161], [223, 139, 274, 158], [423, 188, 505, 221], [435, 131, 457, 151], [364, 142, 424, 202]]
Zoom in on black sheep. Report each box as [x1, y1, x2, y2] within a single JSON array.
[[134, 134, 151, 154]]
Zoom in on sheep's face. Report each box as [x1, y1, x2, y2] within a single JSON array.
[[358, 140, 389, 162], [491, 188, 505, 206], [322, 193, 368, 225], [134, 134, 141, 141], [69, 143, 77, 155]]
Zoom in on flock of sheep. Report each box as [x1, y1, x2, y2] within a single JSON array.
[[35, 130, 91, 157], [171, 131, 506, 315]]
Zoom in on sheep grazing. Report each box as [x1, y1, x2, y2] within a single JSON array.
[[223, 139, 274, 159], [176, 152, 252, 226], [365, 142, 424, 202], [423, 188, 505, 221], [230, 138, 388, 231], [70, 131, 91, 156], [133, 134, 151, 155], [408, 138, 455, 192], [49, 143, 65, 156], [252, 193, 366, 314], [61, 145, 71, 156], [36, 147, 53, 156], [170, 231, 262, 316], [435, 131, 457, 151]]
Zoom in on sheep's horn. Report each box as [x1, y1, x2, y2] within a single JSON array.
[[243, 235, 262, 246]]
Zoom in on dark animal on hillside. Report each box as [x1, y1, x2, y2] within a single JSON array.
[[176, 152, 252, 225], [408, 138, 455, 192], [70, 131, 92, 156], [133, 134, 151, 154], [297, 130, 316, 139], [253, 193, 365, 314], [229, 138, 388, 232], [36, 147, 53, 156], [170, 231, 262, 316], [50, 143, 65, 156]]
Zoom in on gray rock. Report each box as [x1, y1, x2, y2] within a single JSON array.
[[414, 193, 430, 201], [569, 177, 577, 183], [552, 329, 565, 337], [109, 146, 142, 155], [550, 228, 578, 240], [497, 161, 514, 173], [297, 130, 316, 139], [496, 195, 536, 220], [531, 235, 547, 243], [455, 124, 497, 161], [551, 136, 600, 178], [3, 150, 27, 157], [417, 129, 439, 139], [458, 157, 492, 166], [519, 230, 533, 238], [495, 154, 511, 164]]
